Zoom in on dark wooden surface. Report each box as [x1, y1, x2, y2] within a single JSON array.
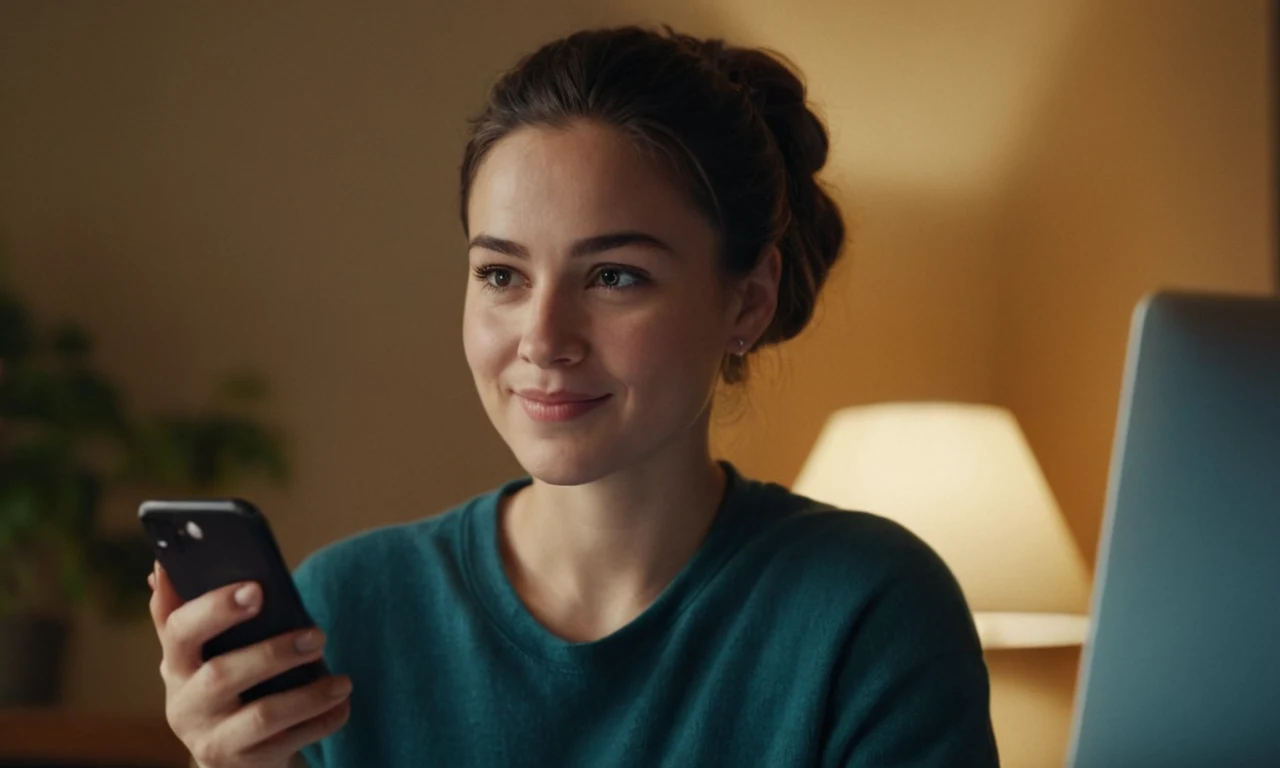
[[0, 708, 190, 768]]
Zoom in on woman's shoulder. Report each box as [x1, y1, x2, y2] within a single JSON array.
[[734, 484, 996, 763], [291, 481, 510, 603], [731, 475, 982, 663], [734, 474, 970, 614], [739, 476, 942, 566]]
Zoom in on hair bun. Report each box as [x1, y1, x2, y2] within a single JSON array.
[[697, 43, 830, 178], [697, 41, 844, 344]]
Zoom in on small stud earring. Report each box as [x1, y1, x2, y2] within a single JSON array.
[[733, 338, 748, 355]]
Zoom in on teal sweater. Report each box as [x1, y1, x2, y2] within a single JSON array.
[[294, 465, 998, 767]]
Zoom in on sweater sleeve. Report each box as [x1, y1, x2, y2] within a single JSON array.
[[820, 538, 1000, 767], [293, 553, 329, 768]]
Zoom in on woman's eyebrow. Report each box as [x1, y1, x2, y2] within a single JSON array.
[[570, 231, 675, 258], [467, 234, 528, 257], [467, 231, 675, 258]]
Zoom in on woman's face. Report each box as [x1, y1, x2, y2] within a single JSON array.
[[463, 120, 750, 485]]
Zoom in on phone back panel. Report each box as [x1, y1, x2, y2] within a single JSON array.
[[139, 499, 329, 702]]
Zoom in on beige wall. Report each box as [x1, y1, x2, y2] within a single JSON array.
[[994, 0, 1276, 564], [981, 5, 1276, 763], [0, 1, 1272, 766]]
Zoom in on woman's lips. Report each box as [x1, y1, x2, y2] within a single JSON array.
[[515, 390, 611, 422]]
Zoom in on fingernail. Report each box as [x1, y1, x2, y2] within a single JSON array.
[[234, 583, 261, 609], [328, 677, 352, 698], [295, 631, 324, 654]]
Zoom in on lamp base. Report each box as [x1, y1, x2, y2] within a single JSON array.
[[974, 612, 1089, 650]]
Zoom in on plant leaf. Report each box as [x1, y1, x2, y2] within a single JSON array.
[[88, 533, 154, 620], [51, 322, 92, 361], [216, 371, 270, 406], [0, 291, 34, 361]]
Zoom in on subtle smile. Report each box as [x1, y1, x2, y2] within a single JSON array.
[[515, 390, 611, 422]]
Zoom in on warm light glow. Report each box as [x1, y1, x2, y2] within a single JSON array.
[[973, 613, 1090, 650], [794, 402, 1091, 649]]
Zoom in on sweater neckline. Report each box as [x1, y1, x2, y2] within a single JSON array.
[[461, 461, 752, 669]]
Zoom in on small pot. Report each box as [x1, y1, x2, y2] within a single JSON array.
[[0, 614, 68, 705]]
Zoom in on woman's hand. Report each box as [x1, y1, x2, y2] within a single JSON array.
[[148, 562, 352, 768]]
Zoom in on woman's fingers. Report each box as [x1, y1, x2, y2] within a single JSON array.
[[188, 629, 328, 705], [149, 562, 184, 637], [149, 560, 350, 767], [207, 675, 353, 764], [155, 564, 263, 682]]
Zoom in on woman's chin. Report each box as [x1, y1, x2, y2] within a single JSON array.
[[511, 441, 619, 487]]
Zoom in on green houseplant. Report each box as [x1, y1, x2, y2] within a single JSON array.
[[0, 270, 288, 705]]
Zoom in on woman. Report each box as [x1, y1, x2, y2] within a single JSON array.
[[149, 26, 998, 768]]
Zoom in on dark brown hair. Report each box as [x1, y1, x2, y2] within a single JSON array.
[[459, 26, 846, 383]]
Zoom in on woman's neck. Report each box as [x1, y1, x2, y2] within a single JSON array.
[[499, 436, 726, 643]]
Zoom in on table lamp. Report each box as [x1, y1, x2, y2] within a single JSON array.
[[793, 402, 1091, 649]]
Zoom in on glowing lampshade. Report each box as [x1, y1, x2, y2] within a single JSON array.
[[793, 402, 1091, 649]]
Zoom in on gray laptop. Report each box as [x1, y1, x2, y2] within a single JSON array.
[[1068, 291, 1280, 767]]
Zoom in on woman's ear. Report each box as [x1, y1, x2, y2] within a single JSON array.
[[726, 244, 782, 352]]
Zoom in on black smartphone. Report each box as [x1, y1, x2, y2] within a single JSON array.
[[138, 498, 330, 703]]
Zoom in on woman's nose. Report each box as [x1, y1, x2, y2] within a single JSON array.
[[518, 285, 586, 368]]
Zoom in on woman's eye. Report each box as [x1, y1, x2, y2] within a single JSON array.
[[473, 266, 525, 291], [593, 267, 645, 290]]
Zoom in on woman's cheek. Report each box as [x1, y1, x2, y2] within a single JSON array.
[[604, 309, 715, 389], [462, 303, 512, 383]]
